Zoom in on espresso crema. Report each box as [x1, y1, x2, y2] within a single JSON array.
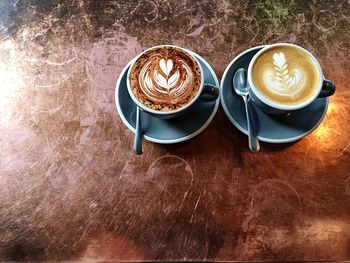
[[129, 46, 201, 112]]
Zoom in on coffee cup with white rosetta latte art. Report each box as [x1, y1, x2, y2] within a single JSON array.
[[246, 43, 335, 114], [127, 45, 219, 119]]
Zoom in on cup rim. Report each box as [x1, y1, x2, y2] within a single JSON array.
[[247, 43, 324, 111], [126, 44, 204, 115]]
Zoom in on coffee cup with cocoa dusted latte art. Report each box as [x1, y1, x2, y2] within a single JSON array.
[[247, 43, 335, 114], [127, 45, 219, 119]]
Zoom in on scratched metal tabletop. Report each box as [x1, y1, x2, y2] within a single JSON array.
[[0, 0, 349, 261]]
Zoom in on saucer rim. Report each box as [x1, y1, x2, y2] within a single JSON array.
[[220, 45, 329, 144], [115, 49, 220, 144]]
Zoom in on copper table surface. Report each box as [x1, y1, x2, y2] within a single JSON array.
[[0, 0, 350, 262]]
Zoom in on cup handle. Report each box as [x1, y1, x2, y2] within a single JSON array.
[[318, 79, 336, 98], [198, 84, 219, 102]]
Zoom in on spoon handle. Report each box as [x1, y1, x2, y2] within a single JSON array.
[[133, 106, 143, 155], [244, 96, 260, 152]]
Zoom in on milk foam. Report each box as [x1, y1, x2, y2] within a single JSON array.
[[262, 52, 305, 97], [138, 55, 195, 104]]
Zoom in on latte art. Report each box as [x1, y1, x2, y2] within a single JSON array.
[[139, 57, 194, 104], [251, 45, 321, 106], [129, 46, 201, 112], [263, 52, 305, 97]]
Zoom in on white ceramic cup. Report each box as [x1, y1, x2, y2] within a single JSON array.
[[127, 45, 219, 119], [247, 43, 335, 114]]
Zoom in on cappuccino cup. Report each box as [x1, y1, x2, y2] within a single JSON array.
[[246, 43, 335, 114], [127, 45, 219, 119]]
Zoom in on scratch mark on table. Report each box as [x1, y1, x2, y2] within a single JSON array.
[[190, 194, 201, 223]]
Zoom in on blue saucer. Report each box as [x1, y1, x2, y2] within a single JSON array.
[[115, 51, 220, 144], [220, 46, 329, 143]]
